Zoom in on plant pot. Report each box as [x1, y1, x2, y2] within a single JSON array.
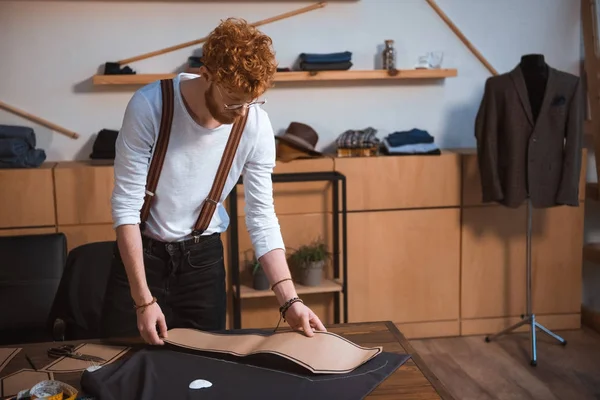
[[297, 260, 324, 287], [253, 268, 270, 291]]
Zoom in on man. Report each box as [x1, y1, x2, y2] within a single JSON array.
[[101, 18, 326, 345]]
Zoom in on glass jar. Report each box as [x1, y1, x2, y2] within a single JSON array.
[[382, 40, 396, 70]]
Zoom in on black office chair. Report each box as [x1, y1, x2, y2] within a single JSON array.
[[0, 233, 67, 345], [47, 241, 115, 341]]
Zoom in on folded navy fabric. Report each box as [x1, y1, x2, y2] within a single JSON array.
[[0, 125, 36, 148], [0, 138, 30, 158], [386, 129, 434, 147], [0, 148, 46, 168], [299, 51, 352, 64], [300, 61, 353, 71]]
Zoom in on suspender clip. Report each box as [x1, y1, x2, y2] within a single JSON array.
[[191, 229, 203, 243], [204, 197, 218, 206]]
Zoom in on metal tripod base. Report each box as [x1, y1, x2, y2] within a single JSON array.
[[484, 313, 567, 366]]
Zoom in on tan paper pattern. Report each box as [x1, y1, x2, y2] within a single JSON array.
[[164, 328, 382, 374], [0, 369, 53, 398], [0, 348, 21, 374], [40, 343, 130, 373]]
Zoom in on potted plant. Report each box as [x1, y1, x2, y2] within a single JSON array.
[[289, 238, 329, 287], [251, 258, 270, 291]]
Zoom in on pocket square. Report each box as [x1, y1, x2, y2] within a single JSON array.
[[551, 95, 566, 106]]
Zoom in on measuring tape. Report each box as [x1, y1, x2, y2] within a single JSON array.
[[17, 380, 77, 400]]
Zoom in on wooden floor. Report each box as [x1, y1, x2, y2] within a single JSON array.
[[410, 327, 600, 400]]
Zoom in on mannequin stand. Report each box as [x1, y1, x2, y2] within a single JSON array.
[[485, 198, 567, 366]]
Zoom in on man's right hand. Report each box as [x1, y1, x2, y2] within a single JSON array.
[[136, 302, 168, 345]]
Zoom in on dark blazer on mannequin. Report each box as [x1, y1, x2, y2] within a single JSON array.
[[474, 65, 583, 208]]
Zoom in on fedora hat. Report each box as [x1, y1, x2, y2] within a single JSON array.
[[275, 122, 323, 160]]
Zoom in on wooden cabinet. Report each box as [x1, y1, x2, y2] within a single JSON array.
[[531, 205, 584, 316], [54, 162, 114, 225], [58, 224, 116, 252], [461, 205, 528, 320], [347, 208, 461, 326], [0, 162, 56, 228], [335, 152, 461, 211], [0, 227, 57, 237], [0, 151, 586, 338], [235, 157, 334, 216]]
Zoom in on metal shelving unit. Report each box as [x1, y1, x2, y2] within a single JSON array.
[[228, 171, 348, 329]]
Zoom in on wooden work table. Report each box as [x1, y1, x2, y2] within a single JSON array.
[[0, 150, 588, 339], [0, 321, 454, 400]]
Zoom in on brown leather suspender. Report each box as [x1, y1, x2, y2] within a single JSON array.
[[139, 78, 250, 239], [140, 79, 175, 229], [193, 107, 249, 237]]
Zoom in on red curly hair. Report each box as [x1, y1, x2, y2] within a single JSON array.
[[201, 18, 277, 99]]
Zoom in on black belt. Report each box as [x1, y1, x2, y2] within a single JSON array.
[[142, 232, 220, 256]]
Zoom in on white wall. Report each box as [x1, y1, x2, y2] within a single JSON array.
[[0, 0, 582, 162]]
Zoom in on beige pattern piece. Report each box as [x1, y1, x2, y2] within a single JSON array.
[[164, 328, 382, 374], [0, 348, 21, 374], [40, 343, 130, 373], [0, 369, 53, 398]]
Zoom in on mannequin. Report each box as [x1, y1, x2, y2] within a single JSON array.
[[519, 54, 548, 123], [480, 53, 580, 366]]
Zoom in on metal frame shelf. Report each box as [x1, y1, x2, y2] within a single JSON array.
[[228, 170, 348, 329]]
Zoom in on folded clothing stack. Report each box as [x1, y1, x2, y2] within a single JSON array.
[[382, 128, 440, 155], [0, 125, 46, 168], [90, 129, 119, 160], [335, 127, 380, 157], [298, 51, 353, 71]]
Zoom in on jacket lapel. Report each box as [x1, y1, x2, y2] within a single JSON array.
[[535, 67, 557, 125], [509, 66, 534, 126]]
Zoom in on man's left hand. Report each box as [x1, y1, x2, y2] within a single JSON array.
[[284, 301, 327, 337]]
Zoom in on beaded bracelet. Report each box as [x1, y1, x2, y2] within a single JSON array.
[[274, 297, 304, 332]]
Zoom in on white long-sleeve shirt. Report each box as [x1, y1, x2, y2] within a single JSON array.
[[111, 73, 284, 259]]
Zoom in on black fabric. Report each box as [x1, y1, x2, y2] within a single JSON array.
[[104, 62, 135, 75], [100, 233, 226, 339], [0, 233, 67, 345], [300, 61, 353, 71], [80, 346, 409, 400], [47, 241, 115, 341], [90, 129, 118, 160]]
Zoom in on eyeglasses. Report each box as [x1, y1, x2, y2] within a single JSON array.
[[215, 84, 266, 110]]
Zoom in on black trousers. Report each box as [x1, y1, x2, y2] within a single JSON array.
[[100, 232, 226, 338]]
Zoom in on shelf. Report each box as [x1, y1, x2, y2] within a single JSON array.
[[233, 278, 343, 299], [92, 69, 458, 86]]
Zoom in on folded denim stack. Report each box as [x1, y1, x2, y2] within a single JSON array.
[[382, 128, 440, 155], [298, 51, 353, 71], [0, 125, 46, 168]]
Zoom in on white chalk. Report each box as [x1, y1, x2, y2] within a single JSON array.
[[189, 379, 213, 389]]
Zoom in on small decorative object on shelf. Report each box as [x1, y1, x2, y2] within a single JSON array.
[[382, 40, 396, 71], [335, 127, 380, 157], [251, 258, 269, 291], [415, 51, 444, 69], [289, 238, 330, 287]]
